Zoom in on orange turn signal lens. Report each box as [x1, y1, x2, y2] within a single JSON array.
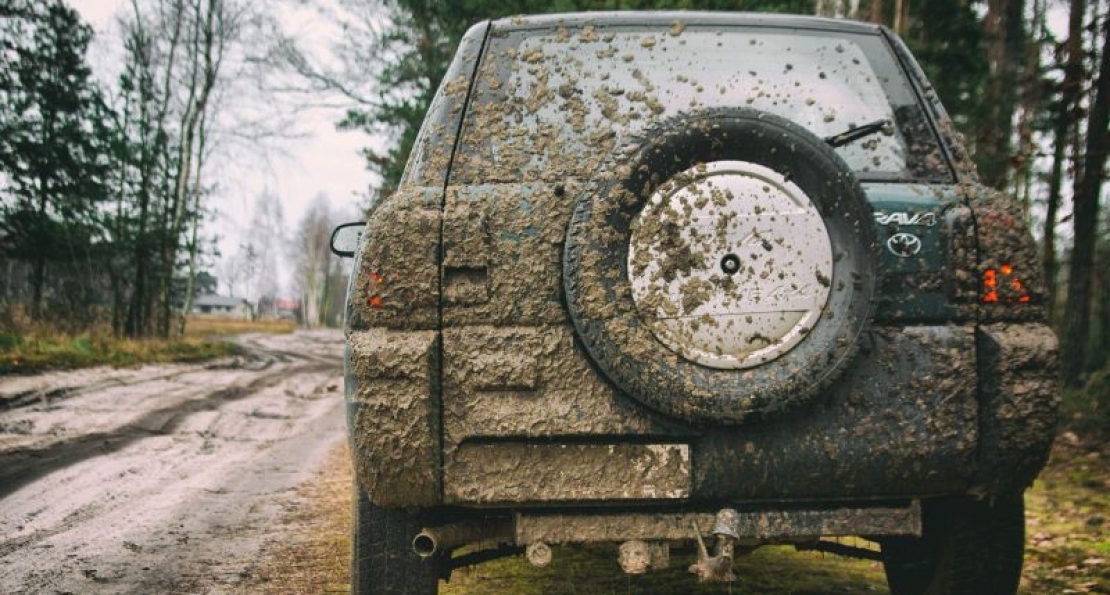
[[983, 268, 999, 303], [982, 264, 1030, 304], [367, 271, 386, 308]]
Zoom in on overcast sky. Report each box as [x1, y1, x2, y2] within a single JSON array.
[[71, 0, 373, 296]]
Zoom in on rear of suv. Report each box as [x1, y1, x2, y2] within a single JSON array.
[[337, 12, 1059, 595]]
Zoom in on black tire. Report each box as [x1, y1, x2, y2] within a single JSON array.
[[881, 494, 1025, 595], [351, 481, 442, 595], [563, 107, 876, 425]]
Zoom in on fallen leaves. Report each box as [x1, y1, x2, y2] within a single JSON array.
[[1022, 434, 1110, 594]]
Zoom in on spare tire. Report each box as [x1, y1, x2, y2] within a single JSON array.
[[563, 108, 876, 425]]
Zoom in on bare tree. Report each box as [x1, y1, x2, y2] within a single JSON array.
[[120, 0, 186, 338], [1010, 0, 1047, 217], [114, 0, 263, 337], [156, 0, 241, 336], [292, 194, 337, 328], [1061, 12, 1110, 386], [976, 0, 1026, 189], [243, 190, 285, 315], [1043, 0, 1088, 320], [216, 241, 253, 299], [176, 100, 211, 335]]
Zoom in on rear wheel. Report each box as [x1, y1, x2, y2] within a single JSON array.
[[351, 481, 442, 595], [881, 494, 1025, 595]]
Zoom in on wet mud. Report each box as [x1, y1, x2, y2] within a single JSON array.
[[0, 331, 345, 595]]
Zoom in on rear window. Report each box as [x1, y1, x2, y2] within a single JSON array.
[[451, 23, 952, 185]]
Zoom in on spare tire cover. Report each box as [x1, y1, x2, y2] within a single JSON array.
[[563, 108, 876, 424]]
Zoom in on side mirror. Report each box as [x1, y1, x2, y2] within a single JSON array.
[[330, 222, 365, 257]]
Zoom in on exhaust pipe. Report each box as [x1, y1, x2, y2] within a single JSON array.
[[412, 518, 513, 557]]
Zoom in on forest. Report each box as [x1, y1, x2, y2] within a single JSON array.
[[1, 0, 1109, 390], [0, 0, 351, 342]]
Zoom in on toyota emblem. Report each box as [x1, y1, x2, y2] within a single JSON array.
[[887, 232, 922, 258]]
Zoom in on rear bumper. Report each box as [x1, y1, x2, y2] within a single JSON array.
[[512, 501, 923, 545], [345, 323, 1058, 507], [972, 323, 1060, 494]]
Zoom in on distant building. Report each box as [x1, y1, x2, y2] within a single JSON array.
[[191, 294, 252, 319], [274, 297, 301, 321]]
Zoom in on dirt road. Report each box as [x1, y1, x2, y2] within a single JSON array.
[[0, 331, 346, 595]]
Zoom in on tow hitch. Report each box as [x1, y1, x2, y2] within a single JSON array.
[[688, 516, 738, 582]]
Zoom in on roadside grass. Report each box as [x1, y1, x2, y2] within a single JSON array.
[[0, 315, 295, 375], [234, 442, 353, 595], [183, 315, 297, 337], [245, 372, 1110, 595], [0, 330, 238, 374]]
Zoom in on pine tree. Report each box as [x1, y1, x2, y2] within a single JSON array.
[[0, 0, 110, 320]]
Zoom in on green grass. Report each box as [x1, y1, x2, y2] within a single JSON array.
[[0, 314, 304, 375], [0, 330, 239, 374], [441, 543, 887, 595], [1022, 438, 1110, 593]]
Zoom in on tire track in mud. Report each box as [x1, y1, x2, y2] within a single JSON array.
[[0, 360, 336, 500], [235, 332, 342, 366], [0, 364, 215, 412], [0, 331, 347, 595], [0, 332, 337, 413], [0, 501, 102, 558]]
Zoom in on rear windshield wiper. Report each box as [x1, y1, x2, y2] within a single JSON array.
[[824, 119, 893, 148]]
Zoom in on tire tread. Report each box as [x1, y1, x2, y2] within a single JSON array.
[[351, 482, 440, 595], [883, 494, 1025, 595]]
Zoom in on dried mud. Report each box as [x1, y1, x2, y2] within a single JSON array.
[[0, 331, 346, 595], [344, 13, 1057, 518]]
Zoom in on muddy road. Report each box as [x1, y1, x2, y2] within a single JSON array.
[[0, 331, 346, 595]]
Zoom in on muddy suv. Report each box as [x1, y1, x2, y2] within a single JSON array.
[[334, 12, 1059, 595]]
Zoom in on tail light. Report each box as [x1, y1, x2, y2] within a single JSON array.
[[366, 271, 386, 309], [982, 264, 1031, 304], [974, 207, 1043, 320]]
